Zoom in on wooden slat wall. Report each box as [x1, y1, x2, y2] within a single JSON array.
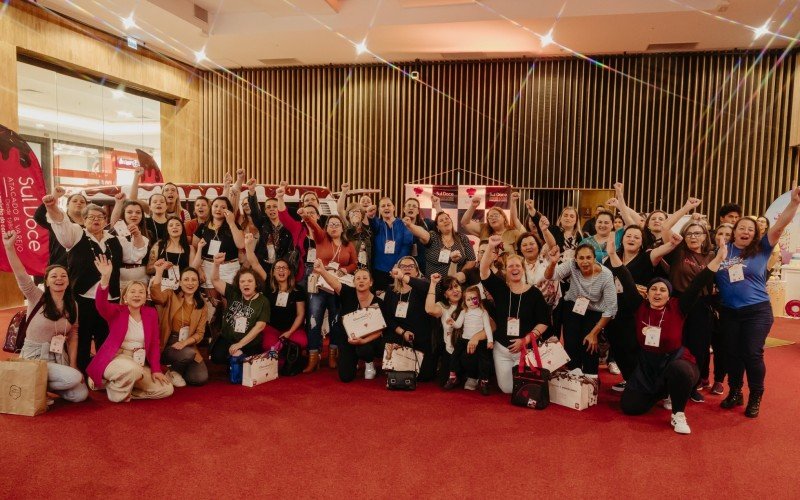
[[200, 51, 798, 222]]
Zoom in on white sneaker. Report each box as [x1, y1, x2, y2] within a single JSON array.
[[364, 362, 376, 380], [671, 412, 691, 434], [168, 370, 187, 388], [464, 378, 478, 390], [608, 361, 621, 375], [662, 397, 673, 411]]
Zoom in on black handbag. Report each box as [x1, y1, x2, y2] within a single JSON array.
[[385, 342, 418, 391], [279, 339, 306, 377], [511, 337, 550, 409]]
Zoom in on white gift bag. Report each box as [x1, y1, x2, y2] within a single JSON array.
[[382, 344, 423, 374], [547, 368, 599, 411], [525, 337, 571, 372], [242, 352, 279, 387], [342, 305, 387, 340]]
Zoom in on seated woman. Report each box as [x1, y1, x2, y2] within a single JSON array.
[[243, 234, 308, 366], [609, 236, 727, 434], [86, 255, 173, 403], [425, 274, 465, 386], [445, 285, 494, 395], [150, 261, 209, 387], [314, 260, 384, 383], [3, 231, 87, 404], [208, 253, 270, 365]]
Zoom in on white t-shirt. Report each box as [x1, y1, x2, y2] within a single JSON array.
[[121, 316, 146, 350]]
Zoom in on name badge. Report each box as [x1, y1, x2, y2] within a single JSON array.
[[267, 243, 276, 263], [507, 318, 520, 337], [132, 348, 146, 366], [178, 326, 190, 342], [306, 248, 317, 263], [49, 334, 66, 354], [113, 220, 131, 237], [384, 240, 395, 254], [572, 297, 590, 316], [358, 250, 368, 266], [169, 266, 180, 282], [643, 326, 661, 347], [477, 282, 487, 300], [161, 278, 178, 291], [327, 261, 340, 271], [438, 249, 451, 263], [276, 292, 289, 307], [207, 239, 222, 256], [395, 301, 409, 318], [614, 277, 623, 294], [234, 315, 248, 333], [729, 263, 745, 283]]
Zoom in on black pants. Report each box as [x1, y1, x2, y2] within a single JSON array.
[[162, 334, 209, 386], [621, 359, 699, 415], [209, 336, 263, 365], [682, 299, 714, 388], [563, 305, 602, 375], [338, 337, 385, 383], [720, 301, 773, 393], [449, 338, 492, 381], [700, 311, 727, 383], [75, 295, 110, 372], [604, 316, 639, 381]]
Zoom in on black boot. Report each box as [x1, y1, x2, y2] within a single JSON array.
[[745, 391, 763, 418], [720, 387, 744, 409]]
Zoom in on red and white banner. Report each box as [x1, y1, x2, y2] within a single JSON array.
[[0, 125, 49, 276]]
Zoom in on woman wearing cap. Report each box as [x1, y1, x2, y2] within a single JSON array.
[[609, 235, 727, 434]]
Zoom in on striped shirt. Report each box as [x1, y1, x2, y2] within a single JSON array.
[[553, 262, 618, 318]]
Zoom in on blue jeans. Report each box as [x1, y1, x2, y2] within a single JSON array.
[[720, 301, 773, 393], [307, 290, 339, 352]]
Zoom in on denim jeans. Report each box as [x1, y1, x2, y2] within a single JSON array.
[[307, 290, 339, 352], [720, 301, 773, 393]]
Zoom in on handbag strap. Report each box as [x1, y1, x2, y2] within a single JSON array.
[[517, 332, 542, 374]]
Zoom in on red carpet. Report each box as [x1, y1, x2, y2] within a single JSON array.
[[2, 314, 800, 499]]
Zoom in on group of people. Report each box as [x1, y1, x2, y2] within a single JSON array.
[[8, 167, 799, 434]]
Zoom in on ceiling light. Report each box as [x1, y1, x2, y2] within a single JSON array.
[[111, 89, 125, 100], [540, 30, 553, 48], [195, 48, 207, 63], [117, 111, 134, 118], [753, 21, 770, 40], [355, 39, 368, 55], [121, 14, 136, 30]]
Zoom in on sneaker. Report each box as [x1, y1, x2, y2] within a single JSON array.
[[671, 412, 691, 434], [443, 377, 458, 390], [699, 378, 710, 390], [478, 380, 490, 396], [711, 382, 725, 395], [364, 362, 376, 380], [662, 397, 673, 411], [168, 370, 187, 388], [607, 361, 621, 375], [690, 390, 705, 403], [612, 381, 626, 392], [464, 378, 478, 391]]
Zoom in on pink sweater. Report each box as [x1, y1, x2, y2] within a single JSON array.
[[86, 285, 162, 387]]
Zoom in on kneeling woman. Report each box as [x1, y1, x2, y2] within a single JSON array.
[[87, 255, 173, 402], [150, 261, 209, 387], [610, 237, 726, 434], [209, 253, 270, 364], [4, 231, 87, 403], [314, 260, 384, 382]]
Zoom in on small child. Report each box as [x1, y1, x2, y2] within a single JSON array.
[[444, 286, 494, 395]]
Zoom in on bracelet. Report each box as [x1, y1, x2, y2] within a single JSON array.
[[427, 292, 435, 295]]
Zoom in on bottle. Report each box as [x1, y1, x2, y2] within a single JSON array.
[[229, 353, 245, 384]]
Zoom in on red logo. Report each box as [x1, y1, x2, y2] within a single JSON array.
[[466, 187, 477, 197], [413, 186, 423, 196]]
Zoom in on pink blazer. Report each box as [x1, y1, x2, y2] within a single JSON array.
[[86, 285, 163, 387]]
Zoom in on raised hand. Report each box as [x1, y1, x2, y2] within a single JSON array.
[[247, 178, 257, 196], [213, 253, 226, 266], [685, 197, 702, 210], [135, 166, 144, 178], [236, 169, 245, 182], [524, 199, 535, 212], [54, 186, 66, 199], [606, 197, 619, 208], [244, 232, 256, 252], [341, 182, 350, 193], [430, 195, 440, 205], [223, 172, 233, 185], [94, 254, 113, 279], [114, 192, 126, 203], [470, 196, 481, 208], [449, 250, 462, 262], [511, 192, 520, 202], [153, 259, 171, 273], [547, 245, 560, 264], [223, 209, 236, 225], [313, 258, 325, 274], [670, 232, 683, 246], [488, 234, 503, 248], [390, 267, 403, 280], [715, 239, 728, 261], [2, 230, 17, 248], [539, 215, 551, 232], [430, 273, 442, 284], [128, 223, 141, 238]]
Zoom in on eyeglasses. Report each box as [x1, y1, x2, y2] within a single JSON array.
[[327, 223, 342, 228], [85, 215, 106, 221], [273, 265, 290, 271], [398, 264, 416, 270], [685, 232, 705, 238]]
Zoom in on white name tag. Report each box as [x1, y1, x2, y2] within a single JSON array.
[[169, 266, 180, 282], [729, 263, 745, 283], [573, 297, 590, 316], [178, 326, 190, 342], [477, 283, 487, 300], [358, 250, 368, 266], [160, 278, 178, 291], [507, 317, 520, 337], [306, 248, 317, 263], [438, 249, 451, 263], [395, 301, 409, 318], [207, 239, 222, 256], [49, 334, 66, 354], [384, 240, 396, 254], [132, 348, 146, 366], [643, 326, 661, 347], [276, 292, 289, 307], [113, 220, 131, 237], [327, 261, 340, 271], [234, 315, 248, 333], [267, 244, 276, 263]]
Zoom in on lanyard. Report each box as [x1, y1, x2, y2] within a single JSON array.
[[398, 289, 411, 305], [507, 289, 523, 319], [383, 220, 395, 242], [643, 306, 667, 329]]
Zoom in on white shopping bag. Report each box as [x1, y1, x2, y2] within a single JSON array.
[[525, 337, 571, 372], [547, 368, 598, 411], [342, 305, 386, 340], [382, 344, 423, 374], [242, 352, 279, 387]]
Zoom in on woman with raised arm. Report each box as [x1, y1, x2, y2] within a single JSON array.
[[480, 234, 551, 394], [246, 179, 296, 277], [149, 260, 208, 387], [274, 181, 313, 284], [34, 191, 86, 268], [43, 187, 124, 371], [108, 196, 150, 292], [608, 233, 728, 434], [716, 186, 800, 418], [314, 259, 384, 382], [162, 182, 191, 222], [369, 197, 415, 292], [337, 183, 373, 270], [86, 255, 173, 402], [579, 211, 622, 264], [193, 197, 244, 291], [403, 211, 476, 279], [147, 217, 200, 287], [243, 233, 307, 367], [515, 216, 560, 308], [402, 196, 438, 275], [185, 196, 210, 242], [3, 231, 87, 403], [425, 273, 467, 386], [461, 194, 522, 256]]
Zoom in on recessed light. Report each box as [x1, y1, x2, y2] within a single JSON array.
[[122, 14, 136, 30]]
